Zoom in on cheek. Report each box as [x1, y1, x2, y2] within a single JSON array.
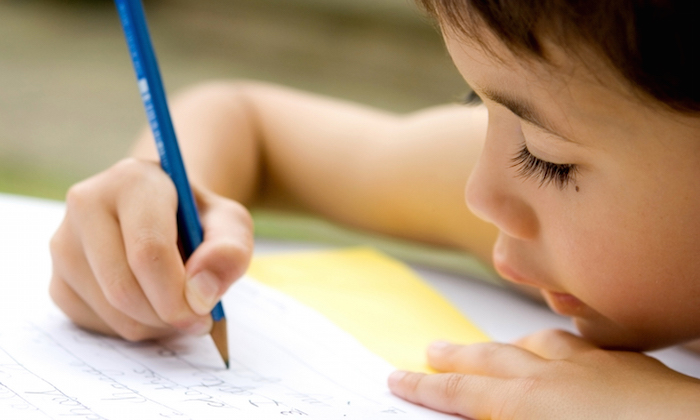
[[558, 223, 655, 321], [547, 189, 700, 340]]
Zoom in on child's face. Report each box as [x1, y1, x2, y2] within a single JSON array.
[[445, 28, 700, 350]]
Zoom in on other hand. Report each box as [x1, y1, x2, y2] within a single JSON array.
[[389, 329, 700, 419]]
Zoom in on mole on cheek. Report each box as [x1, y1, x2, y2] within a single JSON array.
[[575, 185, 580, 192]]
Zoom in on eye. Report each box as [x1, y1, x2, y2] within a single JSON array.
[[511, 143, 577, 189], [462, 91, 483, 106]]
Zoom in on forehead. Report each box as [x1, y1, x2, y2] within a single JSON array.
[[441, 18, 626, 96], [443, 27, 646, 142]]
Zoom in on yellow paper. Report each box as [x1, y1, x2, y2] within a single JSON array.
[[248, 247, 489, 373]]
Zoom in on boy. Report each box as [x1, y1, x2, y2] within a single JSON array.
[[49, 0, 699, 418]]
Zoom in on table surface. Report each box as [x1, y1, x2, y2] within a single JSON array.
[[1, 192, 698, 379]]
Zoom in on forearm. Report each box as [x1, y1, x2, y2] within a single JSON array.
[[129, 80, 397, 213], [131, 80, 497, 262], [130, 82, 262, 205]]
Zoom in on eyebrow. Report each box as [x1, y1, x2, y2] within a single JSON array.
[[479, 88, 567, 138]]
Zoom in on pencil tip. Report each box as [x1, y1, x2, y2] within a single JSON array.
[[210, 318, 229, 369]]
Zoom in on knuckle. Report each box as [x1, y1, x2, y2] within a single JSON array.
[[231, 200, 254, 228], [65, 181, 94, 212], [158, 309, 191, 330], [48, 275, 70, 309], [49, 225, 81, 278], [213, 199, 254, 239], [114, 318, 158, 342], [468, 342, 514, 372], [210, 240, 251, 281], [49, 228, 69, 262], [213, 195, 253, 227], [470, 342, 505, 360], [538, 329, 570, 341], [440, 373, 467, 400], [514, 376, 540, 396], [518, 330, 554, 348], [127, 233, 171, 273], [48, 232, 62, 257], [101, 278, 137, 315], [399, 372, 424, 397], [150, 300, 192, 329], [48, 277, 109, 337], [441, 342, 466, 360], [110, 158, 173, 196], [109, 157, 147, 179], [429, 342, 464, 369]]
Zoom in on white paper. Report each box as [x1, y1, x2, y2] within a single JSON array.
[[0, 277, 458, 420], [0, 195, 456, 419]]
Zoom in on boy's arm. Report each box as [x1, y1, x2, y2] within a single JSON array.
[[131, 81, 497, 263], [51, 80, 496, 340]]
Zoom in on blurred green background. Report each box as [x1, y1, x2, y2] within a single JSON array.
[[0, 0, 467, 200]]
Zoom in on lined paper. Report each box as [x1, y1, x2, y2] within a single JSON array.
[[0, 278, 458, 419]]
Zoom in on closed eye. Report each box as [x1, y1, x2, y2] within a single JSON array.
[[511, 144, 577, 189], [462, 90, 483, 106]]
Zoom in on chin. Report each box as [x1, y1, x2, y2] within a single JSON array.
[[574, 317, 682, 352]]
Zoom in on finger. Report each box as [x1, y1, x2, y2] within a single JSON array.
[[427, 341, 545, 378], [388, 370, 508, 420], [185, 193, 253, 315], [68, 193, 167, 329], [115, 164, 210, 332], [50, 221, 180, 340], [49, 273, 175, 341], [514, 329, 597, 360], [49, 274, 116, 337]]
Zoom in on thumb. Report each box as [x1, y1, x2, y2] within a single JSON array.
[[184, 195, 253, 316]]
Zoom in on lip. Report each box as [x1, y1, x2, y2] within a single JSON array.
[[541, 290, 587, 316], [493, 251, 587, 317]]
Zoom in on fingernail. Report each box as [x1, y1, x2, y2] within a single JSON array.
[[428, 340, 450, 355], [388, 370, 408, 386], [186, 271, 220, 315]]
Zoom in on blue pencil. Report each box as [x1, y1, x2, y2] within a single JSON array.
[[114, 0, 229, 368]]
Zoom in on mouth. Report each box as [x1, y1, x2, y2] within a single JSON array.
[[540, 290, 587, 316], [493, 254, 587, 317]]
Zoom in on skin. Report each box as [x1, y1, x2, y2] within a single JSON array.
[[447, 29, 700, 351], [49, 20, 700, 420], [388, 25, 700, 418], [50, 82, 495, 339]]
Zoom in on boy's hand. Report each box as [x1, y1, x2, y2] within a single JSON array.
[[49, 158, 253, 341], [389, 329, 700, 419]]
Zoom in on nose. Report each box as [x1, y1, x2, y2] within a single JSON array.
[[465, 120, 539, 241]]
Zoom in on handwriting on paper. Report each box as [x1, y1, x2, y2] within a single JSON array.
[[0, 278, 456, 420]]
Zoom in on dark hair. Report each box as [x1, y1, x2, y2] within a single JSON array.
[[417, 0, 699, 113]]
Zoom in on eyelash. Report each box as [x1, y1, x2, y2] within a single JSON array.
[[461, 90, 578, 189], [462, 91, 483, 106], [511, 144, 577, 189]]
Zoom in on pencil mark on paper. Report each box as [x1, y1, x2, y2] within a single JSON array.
[[0, 278, 456, 419]]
